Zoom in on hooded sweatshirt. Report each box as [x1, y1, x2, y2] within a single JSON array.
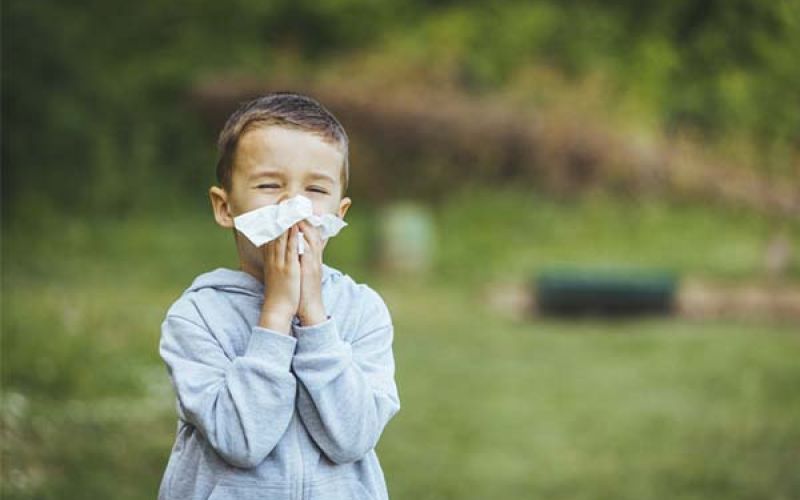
[[157, 264, 400, 500]]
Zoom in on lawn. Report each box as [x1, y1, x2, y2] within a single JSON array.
[[3, 188, 799, 499]]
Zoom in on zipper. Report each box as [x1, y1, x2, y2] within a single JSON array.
[[292, 314, 305, 500], [294, 411, 305, 500]]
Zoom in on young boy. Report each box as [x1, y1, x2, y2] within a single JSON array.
[[157, 92, 401, 500]]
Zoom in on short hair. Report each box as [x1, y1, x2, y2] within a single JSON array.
[[215, 92, 349, 196]]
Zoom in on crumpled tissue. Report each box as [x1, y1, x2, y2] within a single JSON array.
[[233, 195, 347, 254]]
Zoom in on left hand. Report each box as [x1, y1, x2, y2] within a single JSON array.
[[296, 219, 328, 327]]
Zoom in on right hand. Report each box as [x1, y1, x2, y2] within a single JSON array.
[[258, 224, 301, 334]]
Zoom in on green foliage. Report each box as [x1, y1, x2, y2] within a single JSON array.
[[394, 1, 800, 156], [3, 0, 798, 215], [1, 0, 407, 215]]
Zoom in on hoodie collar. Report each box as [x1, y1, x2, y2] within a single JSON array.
[[187, 263, 341, 296]]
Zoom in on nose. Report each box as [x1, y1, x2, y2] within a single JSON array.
[[277, 185, 302, 203]]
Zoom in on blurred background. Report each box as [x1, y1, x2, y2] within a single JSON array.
[[3, 1, 800, 498]]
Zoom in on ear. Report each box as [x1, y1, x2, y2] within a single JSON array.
[[338, 196, 352, 219], [209, 186, 234, 228]]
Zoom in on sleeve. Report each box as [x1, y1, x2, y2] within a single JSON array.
[[290, 288, 401, 464], [159, 314, 298, 468]]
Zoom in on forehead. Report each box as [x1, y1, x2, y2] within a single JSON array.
[[233, 125, 344, 182]]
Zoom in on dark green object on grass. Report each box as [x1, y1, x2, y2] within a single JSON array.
[[535, 268, 678, 317]]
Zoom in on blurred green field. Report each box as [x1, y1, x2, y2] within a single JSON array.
[[3, 188, 799, 499]]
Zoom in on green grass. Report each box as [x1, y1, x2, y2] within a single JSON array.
[[434, 185, 800, 286], [382, 280, 800, 499], [3, 189, 799, 499]]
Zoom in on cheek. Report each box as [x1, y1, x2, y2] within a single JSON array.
[[228, 191, 254, 215], [237, 193, 280, 214], [311, 197, 336, 215]]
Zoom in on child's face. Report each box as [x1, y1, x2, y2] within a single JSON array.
[[209, 125, 352, 271]]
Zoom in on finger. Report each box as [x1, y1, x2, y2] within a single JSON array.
[[298, 219, 320, 239], [262, 240, 271, 264], [299, 230, 321, 263], [301, 226, 315, 260], [262, 234, 276, 262], [298, 220, 322, 250], [287, 225, 299, 263], [275, 227, 288, 263]]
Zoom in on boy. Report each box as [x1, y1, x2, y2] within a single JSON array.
[[157, 92, 401, 500]]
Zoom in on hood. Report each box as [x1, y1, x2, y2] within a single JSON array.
[[186, 263, 342, 297]]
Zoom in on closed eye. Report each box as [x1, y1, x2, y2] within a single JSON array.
[[257, 183, 280, 189], [307, 186, 328, 194]]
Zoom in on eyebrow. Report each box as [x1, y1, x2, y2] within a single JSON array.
[[249, 169, 335, 184], [305, 172, 336, 184]]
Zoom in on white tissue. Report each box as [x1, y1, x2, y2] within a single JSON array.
[[233, 195, 347, 254]]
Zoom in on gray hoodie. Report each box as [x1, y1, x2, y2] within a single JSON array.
[[157, 264, 400, 500]]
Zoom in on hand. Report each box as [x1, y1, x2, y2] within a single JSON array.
[[258, 224, 301, 334], [297, 219, 327, 327]]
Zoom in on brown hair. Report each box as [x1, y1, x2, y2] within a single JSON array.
[[216, 91, 349, 196]]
